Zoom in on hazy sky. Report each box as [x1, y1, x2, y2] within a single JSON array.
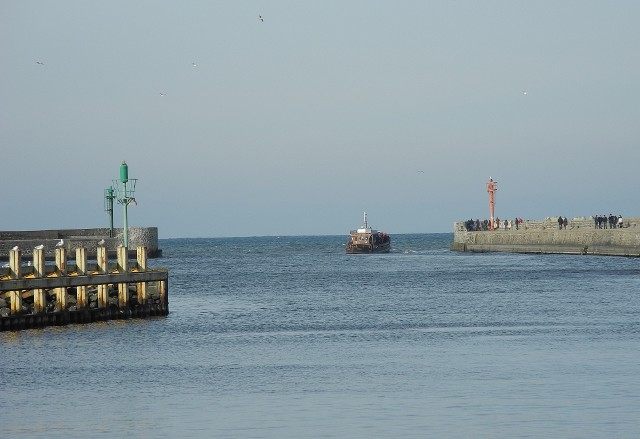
[[2, 1, 639, 238]]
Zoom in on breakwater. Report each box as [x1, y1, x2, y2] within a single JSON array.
[[451, 217, 640, 256], [0, 245, 168, 331], [0, 227, 161, 260]]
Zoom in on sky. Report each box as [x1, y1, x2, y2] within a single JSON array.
[[2, 1, 640, 238]]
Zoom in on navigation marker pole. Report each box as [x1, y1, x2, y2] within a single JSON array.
[[486, 177, 497, 231], [113, 161, 138, 248]]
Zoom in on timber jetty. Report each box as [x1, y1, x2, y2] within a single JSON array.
[[0, 245, 168, 331], [451, 217, 640, 257]]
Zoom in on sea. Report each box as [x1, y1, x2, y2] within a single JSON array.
[[1, 233, 639, 438]]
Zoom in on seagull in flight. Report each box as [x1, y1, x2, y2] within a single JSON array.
[[259, 14, 264, 22], [159, 92, 166, 97], [522, 90, 528, 95], [36, 61, 44, 65], [56, 239, 64, 247], [192, 62, 198, 67]]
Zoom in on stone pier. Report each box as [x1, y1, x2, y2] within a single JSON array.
[[0, 227, 161, 260], [451, 217, 640, 257]]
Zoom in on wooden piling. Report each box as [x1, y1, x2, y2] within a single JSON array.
[[55, 247, 67, 310], [96, 246, 108, 308], [76, 247, 87, 309], [9, 249, 22, 314], [136, 246, 147, 305], [159, 279, 167, 308], [117, 246, 128, 308], [33, 248, 45, 314]]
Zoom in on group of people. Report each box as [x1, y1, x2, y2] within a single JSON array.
[[594, 214, 624, 229], [557, 216, 569, 229], [463, 218, 523, 231], [463, 215, 626, 232]]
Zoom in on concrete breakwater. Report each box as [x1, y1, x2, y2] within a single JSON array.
[[0, 227, 161, 260], [0, 245, 168, 331], [451, 217, 640, 256]]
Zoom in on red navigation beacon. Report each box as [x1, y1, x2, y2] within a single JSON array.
[[486, 177, 498, 231]]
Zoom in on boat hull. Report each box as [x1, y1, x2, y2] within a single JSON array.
[[346, 242, 391, 254]]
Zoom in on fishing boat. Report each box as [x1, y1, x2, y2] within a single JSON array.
[[346, 212, 391, 254]]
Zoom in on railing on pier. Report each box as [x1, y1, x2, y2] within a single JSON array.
[[0, 246, 168, 331]]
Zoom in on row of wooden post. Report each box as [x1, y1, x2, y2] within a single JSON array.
[[5, 245, 155, 315]]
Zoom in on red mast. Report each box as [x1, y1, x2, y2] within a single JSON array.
[[486, 177, 497, 231]]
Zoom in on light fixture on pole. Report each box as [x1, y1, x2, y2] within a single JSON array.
[[104, 186, 115, 238], [113, 161, 137, 248]]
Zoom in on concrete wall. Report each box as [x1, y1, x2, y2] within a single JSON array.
[[0, 227, 160, 259], [451, 217, 640, 257]]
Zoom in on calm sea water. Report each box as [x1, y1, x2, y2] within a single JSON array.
[[2, 234, 639, 438]]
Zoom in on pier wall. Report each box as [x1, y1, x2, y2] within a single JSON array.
[[0, 227, 160, 259], [451, 217, 640, 256]]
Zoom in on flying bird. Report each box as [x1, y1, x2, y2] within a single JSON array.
[[56, 239, 64, 247], [98, 239, 106, 246], [192, 62, 198, 67], [259, 14, 264, 22], [522, 90, 528, 95], [159, 92, 166, 97], [36, 61, 44, 65]]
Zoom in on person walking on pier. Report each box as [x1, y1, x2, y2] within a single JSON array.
[[558, 216, 564, 230]]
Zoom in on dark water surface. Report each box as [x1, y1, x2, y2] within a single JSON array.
[[2, 234, 639, 438]]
